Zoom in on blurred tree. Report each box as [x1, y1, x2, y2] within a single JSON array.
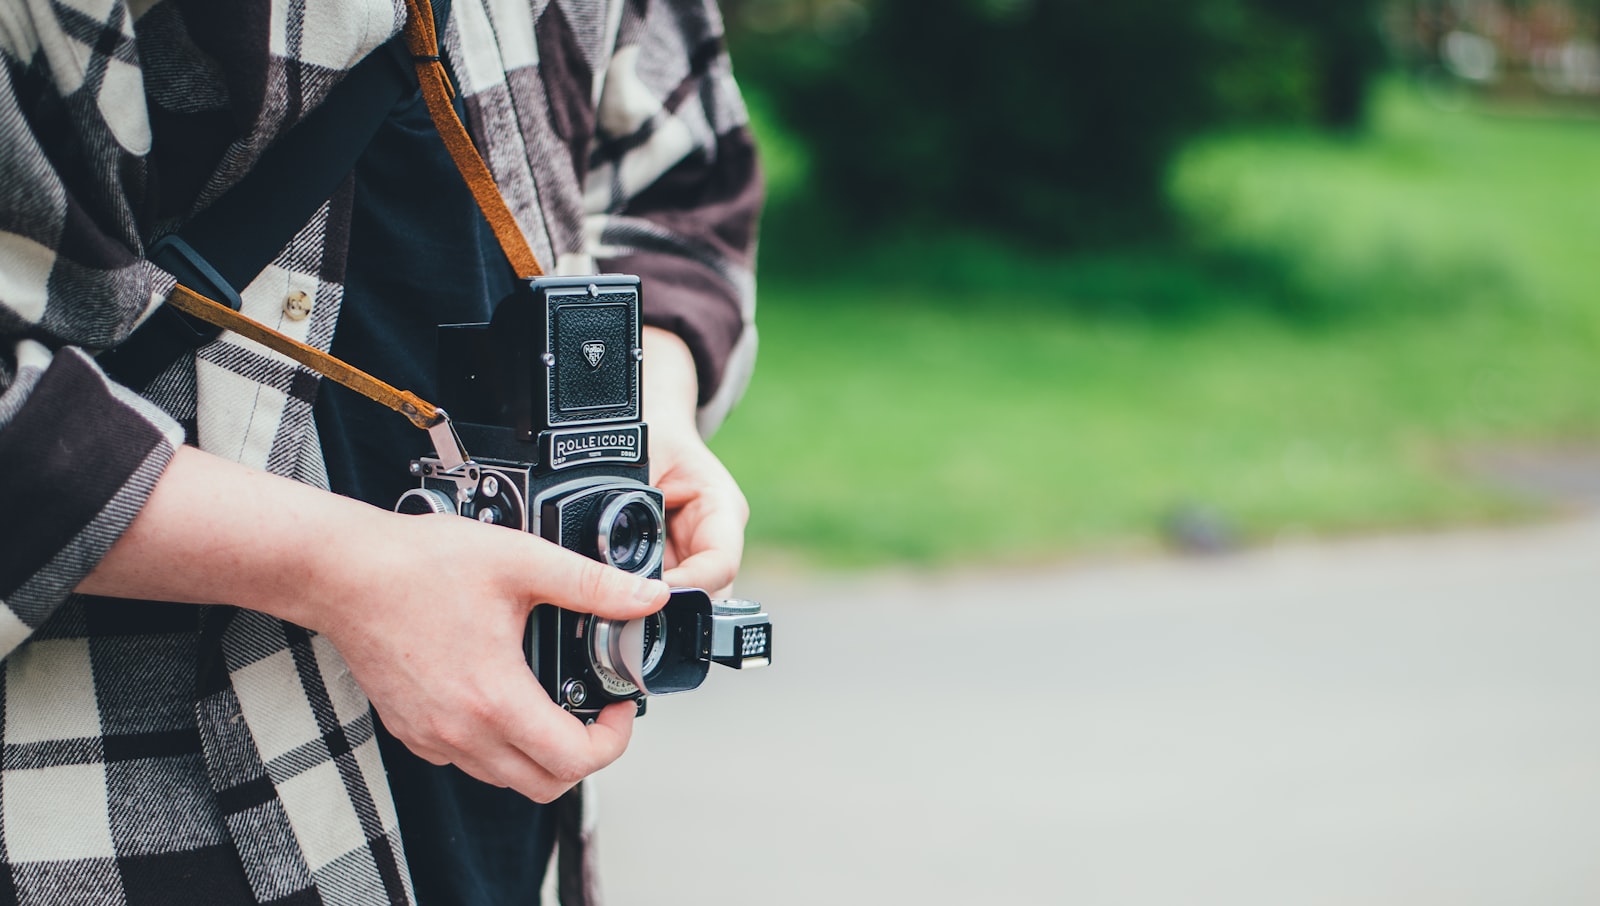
[[1253, 0, 1387, 128], [728, 0, 1386, 245]]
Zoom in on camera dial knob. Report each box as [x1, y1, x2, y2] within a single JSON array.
[[395, 488, 455, 516], [562, 680, 588, 708]]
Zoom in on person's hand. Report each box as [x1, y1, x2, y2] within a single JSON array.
[[312, 508, 668, 802], [642, 327, 749, 597], [80, 446, 669, 804]]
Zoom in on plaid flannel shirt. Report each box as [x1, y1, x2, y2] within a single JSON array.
[[0, 0, 761, 903]]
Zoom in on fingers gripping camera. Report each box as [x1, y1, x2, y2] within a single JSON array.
[[394, 275, 771, 721]]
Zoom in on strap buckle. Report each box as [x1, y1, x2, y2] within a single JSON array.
[[148, 235, 245, 343], [98, 236, 246, 388]]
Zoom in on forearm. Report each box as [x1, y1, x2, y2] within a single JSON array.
[[75, 445, 389, 631]]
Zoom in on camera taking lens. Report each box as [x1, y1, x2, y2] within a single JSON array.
[[587, 589, 773, 698]]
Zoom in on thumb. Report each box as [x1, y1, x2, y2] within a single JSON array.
[[534, 544, 669, 620]]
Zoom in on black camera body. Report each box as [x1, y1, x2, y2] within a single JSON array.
[[395, 275, 770, 721]]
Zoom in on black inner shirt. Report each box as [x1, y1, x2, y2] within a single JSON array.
[[312, 35, 555, 905]]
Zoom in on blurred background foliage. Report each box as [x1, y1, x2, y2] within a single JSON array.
[[708, 0, 1600, 569], [727, 0, 1386, 243]]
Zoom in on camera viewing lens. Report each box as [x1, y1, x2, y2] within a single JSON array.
[[609, 507, 634, 562], [595, 490, 663, 576]]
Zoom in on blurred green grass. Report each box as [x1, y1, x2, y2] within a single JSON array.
[[711, 84, 1600, 569]]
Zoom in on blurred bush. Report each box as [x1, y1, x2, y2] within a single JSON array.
[[727, 0, 1385, 245]]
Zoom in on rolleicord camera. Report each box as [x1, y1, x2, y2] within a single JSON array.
[[394, 275, 771, 720]]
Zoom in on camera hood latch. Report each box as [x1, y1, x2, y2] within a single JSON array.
[[425, 408, 473, 473], [423, 409, 486, 500]]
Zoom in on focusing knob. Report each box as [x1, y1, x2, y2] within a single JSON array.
[[395, 488, 455, 516]]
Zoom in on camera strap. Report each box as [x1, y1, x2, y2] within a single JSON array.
[[400, 0, 545, 280], [125, 0, 548, 470]]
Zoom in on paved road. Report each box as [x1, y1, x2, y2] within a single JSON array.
[[595, 517, 1600, 905]]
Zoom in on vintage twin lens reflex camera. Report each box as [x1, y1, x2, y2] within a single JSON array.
[[394, 275, 771, 721]]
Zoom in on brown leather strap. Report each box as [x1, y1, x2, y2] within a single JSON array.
[[164, 284, 446, 430], [404, 0, 545, 279]]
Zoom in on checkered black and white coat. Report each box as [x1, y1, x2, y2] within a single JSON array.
[[0, 1, 761, 903]]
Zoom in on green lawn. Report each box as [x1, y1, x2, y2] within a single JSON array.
[[710, 85, 1600, 569]]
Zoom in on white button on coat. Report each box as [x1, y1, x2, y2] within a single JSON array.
[[283, 290, 312, 321]]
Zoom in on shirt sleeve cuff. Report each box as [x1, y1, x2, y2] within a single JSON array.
[[0, 341, 182, 657]]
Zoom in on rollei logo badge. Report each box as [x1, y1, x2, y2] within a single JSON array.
[[547, 425, 643, 468], [581, 341, 606, 369]]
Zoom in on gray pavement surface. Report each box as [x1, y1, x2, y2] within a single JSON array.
[[595, 517, 1600, 905]]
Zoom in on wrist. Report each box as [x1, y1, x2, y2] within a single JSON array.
[[250, 494, 398, 633], [642, 327, 700, 431]]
